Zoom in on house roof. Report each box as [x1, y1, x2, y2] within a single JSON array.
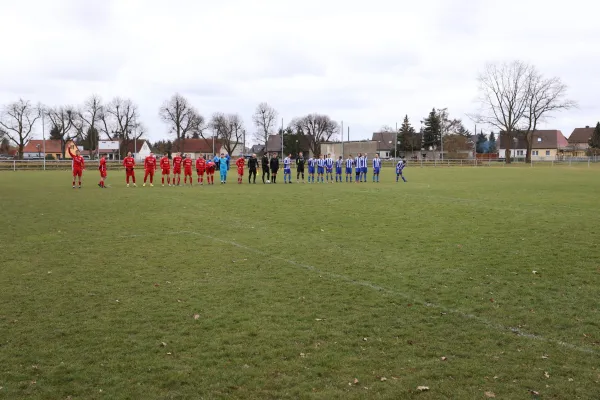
[[172, 138, 222, 154], [126, 139, 148, 153], [23, 139, 63, 153], [568, 127, 594, 144], [251, 144, 265, 153], [371, 132, 395, 150], [498, 130, 567, 149]]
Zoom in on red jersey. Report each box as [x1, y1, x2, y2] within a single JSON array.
[[160, 156, 170, 170], [68, 147, 85, 170], [183, 158, 193, 170], [144, 156, 157, 170], [196, 158, 206, 170], [236, 158, 245, 169], [173, 156, 182, 169], [99, 157, 107, 172], [123, 156, 135, 169]]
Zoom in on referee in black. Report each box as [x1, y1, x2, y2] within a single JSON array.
[[270, 153, 280, 183], [248, 153, 258, 184], [261, 153, 270, 183], [296, 151, 305, 183]]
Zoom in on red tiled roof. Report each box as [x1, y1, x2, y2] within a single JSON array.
[[22, 140, 62, 153], [172, 138, 222, 153]]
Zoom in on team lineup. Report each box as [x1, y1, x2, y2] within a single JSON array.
[[66, 146, 408, 188]]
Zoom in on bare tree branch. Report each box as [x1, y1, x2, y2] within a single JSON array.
[[252, 102, 278, 146], [0, 99, 41, 159], [289, 113, 338, 157], [46, 106, 75, 157], [211, 112, 244, 155], [159, 94, 205, 152], [468, 61, 532, 163]]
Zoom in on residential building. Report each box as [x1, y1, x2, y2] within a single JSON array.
[[266, 134, 312, 157], [498, 130, 568, 160], [171, 138, 243, 158], [371, 132, 395, 158], [126, 140, 152, 161], [22, 139, 75, 159], [566, 126, 594, 157]]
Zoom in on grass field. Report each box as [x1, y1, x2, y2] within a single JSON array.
[[1, 167, 600, 399]]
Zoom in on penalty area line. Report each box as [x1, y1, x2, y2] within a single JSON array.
[[120, 230, 598, 356]]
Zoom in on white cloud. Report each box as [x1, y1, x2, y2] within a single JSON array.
[[1, 0, 598, 142]]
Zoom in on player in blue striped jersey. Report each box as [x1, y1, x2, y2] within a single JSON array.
[[307, 156, 316, 183], [317, 155, 325, 183], [396, 159, 407, 182], [325, 154, 334, 183], [361, 153, 368, 182], [283, 154, 292, 184], [354, 153, 362, 183], [372, 154, 382, 182], [335, 156, 343, 182], [345, 155, 354, 182]]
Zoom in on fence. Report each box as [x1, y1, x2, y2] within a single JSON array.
[[1, 158, 600, 171]]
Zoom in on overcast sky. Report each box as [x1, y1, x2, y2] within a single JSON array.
[[1, 0, 598, 143]]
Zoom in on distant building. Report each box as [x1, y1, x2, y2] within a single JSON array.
[[566, 126, 594, 157], [22, 139, 75, 159], [320, 140, 378, 159], [498, 130, 568, 160], [371, 132, 396, 158]]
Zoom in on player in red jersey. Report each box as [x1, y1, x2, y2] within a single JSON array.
[[206, 160, 215, 185], [160, 152, 171, 186], [98, 155, 107, 188], [172, 152, 183, 186], [236, 156, 245, 184], [183, 154, 194, 186], [143, 152, 157, 187], [68, 145, 85, 188], [123, 152, 136, 187], [195, 155, 206, 185]]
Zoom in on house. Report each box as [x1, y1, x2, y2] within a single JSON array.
[[371, 132, 396, 158], [22, 139, 75, 159], [251, 144, 265, 156], [566, 126, 594, 157], [498, 130, 568, 160], [170, 138, 245, 158], [125, 139, 152, 161]]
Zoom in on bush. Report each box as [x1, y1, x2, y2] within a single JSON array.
[[45, 154, 55, 160]]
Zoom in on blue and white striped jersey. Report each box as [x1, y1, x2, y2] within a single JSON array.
[[346, 158, 354, 168], [396, 160, 405, 173], [335, 159, 343, 169], [284, 157, 291, 169], [317, 158, 325, 168], [308, 158, 316, 168], [325, 157, 333, 168], [373, 158, 382, 169]]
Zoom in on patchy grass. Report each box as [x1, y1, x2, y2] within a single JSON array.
[[1, 166, 599, 399]]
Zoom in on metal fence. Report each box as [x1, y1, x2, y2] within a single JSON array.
[[1, 158, 599, 171]]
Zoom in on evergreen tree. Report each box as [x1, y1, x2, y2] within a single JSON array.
[[589, 122, 600, 152], [488, 132, 497, 153], [422, 108, 441, 149], [77, 126, 99, 150], [398, 115, 417, 154], [49, 124, 61, 140], [455, 122, 471, 137], [476, 132, 487, 153]]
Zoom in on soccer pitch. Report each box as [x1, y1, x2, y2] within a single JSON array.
[[1, 167, 599, 399]]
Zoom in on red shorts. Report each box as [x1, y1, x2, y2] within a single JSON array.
[[145, 169, 155, 175], [184, 169, 192, 176], [100, 171, 107, 178], [73, 169, 82, 177], [126, 169, 135, 177], [162, 169, 170, 175], [237, 168, 244, 176], [173, 167, 181, 174], [197, 169, 205, 175], [207, 167, 215, 175]]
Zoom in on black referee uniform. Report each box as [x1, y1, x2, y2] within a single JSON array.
[[261, 154, 270, 183], [270, 154, 279, 183], [296, 154, 305, 182], [248, 155, 258, 184]]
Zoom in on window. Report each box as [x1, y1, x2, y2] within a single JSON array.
[[517, 150, 524, 156], [537, 138, 542, 142], [532, 151, 538, 156], [546, 150, 550, 156]]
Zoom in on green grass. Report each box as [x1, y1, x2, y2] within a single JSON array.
[[1, 167, 600, 399]]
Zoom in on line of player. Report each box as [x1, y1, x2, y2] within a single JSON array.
[[66, 146, 407, 189]]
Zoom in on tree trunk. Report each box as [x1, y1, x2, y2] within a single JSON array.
[[505, 133, 512, 164], [18, 143, 24, 160], [525, 132, 533, 163]]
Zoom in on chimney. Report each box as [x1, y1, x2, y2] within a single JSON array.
[[586, 126, 590, 128]]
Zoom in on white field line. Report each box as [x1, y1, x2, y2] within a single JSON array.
[[118, 230, 598, 355]]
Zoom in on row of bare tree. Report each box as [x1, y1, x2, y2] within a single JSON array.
[[471, 60, 577, 163]]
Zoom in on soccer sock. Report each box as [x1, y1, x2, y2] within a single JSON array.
[[162, 177, 164, 184], [403, 176, 407, 182]]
